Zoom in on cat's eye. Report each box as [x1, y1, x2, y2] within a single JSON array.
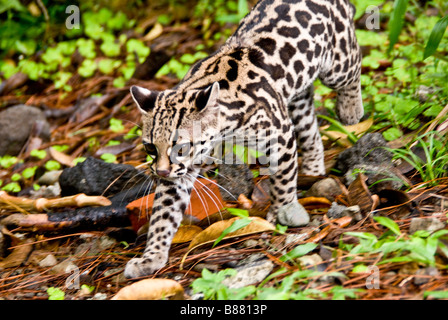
[[143, 141, 158, 158]]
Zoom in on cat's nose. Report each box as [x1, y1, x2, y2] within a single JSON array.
[[156, 169, 170, 178]]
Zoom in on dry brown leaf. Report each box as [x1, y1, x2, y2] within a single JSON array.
[[188, 216, 275, 250], [172, 225, 203, 244], [347, 173, 373, 214], [298, 197, 332, 206], [238, 194, 253, 209], [0, 240, 33, 269], [112, 278, 184, 300], [49, 147, 75, 167], [180, 217, 275, 270], [307, 226, 330, 243]]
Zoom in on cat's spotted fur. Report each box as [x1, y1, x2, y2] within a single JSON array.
[[125, 0, 363, 278]]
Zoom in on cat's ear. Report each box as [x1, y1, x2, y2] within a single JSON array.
[[130, 85, 158, 114], [195, 82, 220, 112]]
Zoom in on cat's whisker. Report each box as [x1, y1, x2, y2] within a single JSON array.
[[196, 173, 237, 201], [187, 173, 224, 222]]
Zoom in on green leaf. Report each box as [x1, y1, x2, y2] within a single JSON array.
[[45, 160, 61, 171], [0, 155, 19, 168], [100, 153, 117, 163], [109, 118, 125, 132], [1, 182, 21, 193], [213, 218, 252, 247], [11, 173, 21, 181], [424, 16, 448, 59], [78, 59, 97, 78], [388, 0, 409, 52], [47, 287, 65, 300], [382, 127, 402, 141], [374, 216, 401, 236], [280, 243, 318, 262], [225, 207, 249, 218], [424, 290, 448, 299]]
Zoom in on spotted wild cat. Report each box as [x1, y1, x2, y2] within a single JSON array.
[[125, 0, 363, 278]]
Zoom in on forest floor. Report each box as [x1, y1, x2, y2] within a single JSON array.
[[0, 1, 448, 300]]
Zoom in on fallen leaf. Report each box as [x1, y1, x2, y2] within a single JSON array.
[[238, 194, 253, 209], [49, 147, 75, 167], [298, 197, 332, 206], [347, 173, 373, 214], [307, 226, 330, 243], [172, 225, 203, 244], [180, 217, 275, 270], [112, 278, 184, 300], [0, 240, 33, 269], [188, 216, 275, 250]]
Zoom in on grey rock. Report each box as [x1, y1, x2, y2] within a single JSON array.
[[222, 260, 274, 289], [327, 202, 362, 221], [39, 254, 58, 267], [29, 183, 61, 199], [0, 105, 50, 156], [409, 217, 445, 234], [37, 170, 63, 185], [335, 133, 393, 175], [50, 258, 77, 275], [414, 267, 439, 286], [344, 164, 404, 191], [297, 254, 323, 270], [305, 178, 342, 201], [277, 201, 310, 227]]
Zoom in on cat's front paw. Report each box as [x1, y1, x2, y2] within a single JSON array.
[[124, 252, 168, 279]]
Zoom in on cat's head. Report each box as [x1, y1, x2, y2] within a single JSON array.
[[130, 82, 221, 179]]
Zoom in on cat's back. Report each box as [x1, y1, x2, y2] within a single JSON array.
[[227, 0, 355, 48]]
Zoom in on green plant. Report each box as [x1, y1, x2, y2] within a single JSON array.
[[47, 287, 65, 300], [213, 208, 251, 247], [0, 155, 19, 168], [388, 131, 448, 185], [191, 268, 255, 300], [341, 216, 448, 266]]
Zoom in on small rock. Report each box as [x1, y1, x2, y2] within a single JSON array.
[[297, 253, 323, 269], [50, 258, 78, 275], [327, 202, 362, 221], [90, 292, 108, 300], [416, 85, 435, 103], [409, 217, 445, 234], [37, 170, 63, 185], [38, 254, 58, 267], [414, 267, 439, 286], [236, 253, 266, 267], [222, 260, 274, 289], [277, 201, 310, 227], [193, 263, 219, 273], [285, 230, 313, 245], [29, 183, 61, 199], [305, 178, 342, 201], [0, 105, 51, 156], [98, 235, 117, 250]]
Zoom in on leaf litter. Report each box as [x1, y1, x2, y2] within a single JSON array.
[[0, 3, 448, 301]]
